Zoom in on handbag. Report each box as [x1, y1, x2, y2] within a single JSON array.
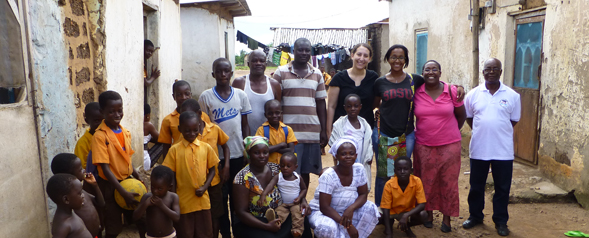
[[376, 73, 415, 178]]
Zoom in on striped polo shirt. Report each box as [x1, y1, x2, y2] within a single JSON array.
[[273, 62, 327, 143]]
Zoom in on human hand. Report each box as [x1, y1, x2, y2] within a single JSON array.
[[320, 131, 328, 148], [83, 173, 97, 186], [195, 187, 206, 197], [397, 214, 409, 232], [367, 159, 373, 166], [455, 85, 465, 102], [293, 197, 300, 204], [265, 219, 281, 232], [150, 195, 164, 208], [347, 224, 359, 238], [151, 65, 161, 79], [341, 208, 355, 228], [123, 191, 140, 207], [257, 194, 267, 207], [221, 166, 230, 184], [300, 200, 311, 217]]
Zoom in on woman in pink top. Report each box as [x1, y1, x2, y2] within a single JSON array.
[[413, 60, 467, 232]]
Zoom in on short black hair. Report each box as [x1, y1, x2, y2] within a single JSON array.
[[46, 174, 77, 204], [351, 43, 373, 58], [329, 68, 336, 73], [179, 111, 199, 126], [51, 153, 79, 175], [264, 99, 281, 112], [181, 98, 201, 113], [151, 166, 174, 185], [144, 40, 154, 48], [394, 156, 412, 168], [212, 58, 232, 71], [293, 38, 311, 50], [384, 44, 410, 68], [144, 103, 151, 115], [422, 60, 442, 72], [280, 152, 298, 165], [84, 102, 101, 116], [98, 91, 122, 110], [344, 94, 361, 104], [172, 80, 191, 95]]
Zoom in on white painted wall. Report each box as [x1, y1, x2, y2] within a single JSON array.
[[104, 0, 144, 166], [181, 6, 235, 98]]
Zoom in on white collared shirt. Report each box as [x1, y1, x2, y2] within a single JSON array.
[[465, 82, 521, 160]]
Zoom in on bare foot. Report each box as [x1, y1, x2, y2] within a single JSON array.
[[405, 227, 416, 238], [292, 231, 302, 237]]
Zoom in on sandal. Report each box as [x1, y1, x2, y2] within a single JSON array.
[[423, 221, 433, 228], [441, 222, 452, 233], [265, 208, 276, 222], [565, 231, 589, 237]]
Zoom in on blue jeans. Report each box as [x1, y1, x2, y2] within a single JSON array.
[[374, 131, 416, 206]]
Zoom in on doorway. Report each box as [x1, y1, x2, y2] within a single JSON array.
[[512, 15, 544, 165]]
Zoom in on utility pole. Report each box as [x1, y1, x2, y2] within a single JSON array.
[[471, 0, 480, 88]]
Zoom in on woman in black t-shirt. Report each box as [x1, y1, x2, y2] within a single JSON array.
[[326, 43, 380, 151]]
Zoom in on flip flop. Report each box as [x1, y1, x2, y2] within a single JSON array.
[[423, 221, 433, 228], [565, 231, 589, 237]]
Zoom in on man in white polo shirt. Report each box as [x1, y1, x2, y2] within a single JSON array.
[[462, 58, 521, 236]]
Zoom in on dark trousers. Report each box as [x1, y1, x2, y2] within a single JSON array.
[[219, 157, 245, 236], [467, 159, 513, 225]]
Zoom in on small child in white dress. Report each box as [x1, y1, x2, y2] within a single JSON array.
[[329, 94, 373, 190], [259, 152, 308, 237]]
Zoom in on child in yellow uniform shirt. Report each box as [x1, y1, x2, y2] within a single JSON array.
[[255, 99, 297, 164]]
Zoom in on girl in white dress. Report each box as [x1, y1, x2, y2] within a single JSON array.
[[309, 136, 380, 238]]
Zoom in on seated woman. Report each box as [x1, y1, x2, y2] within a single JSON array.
[[309, 136, 380, 238], [232, 136, 311, 238]]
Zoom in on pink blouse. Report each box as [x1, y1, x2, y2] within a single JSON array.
[[414, 82, 463, 146]]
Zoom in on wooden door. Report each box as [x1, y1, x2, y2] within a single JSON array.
[[512, 15, 544, 165]]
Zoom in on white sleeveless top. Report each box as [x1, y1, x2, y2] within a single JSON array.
[[244, 75, 274, 135], [278, 172, 301, 204]]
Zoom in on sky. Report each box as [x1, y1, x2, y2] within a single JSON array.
[[229, 0, 390, 54]]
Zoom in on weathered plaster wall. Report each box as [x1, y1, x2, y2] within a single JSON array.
[[181, 6, 235, 98], [153, 0, 182, 126], [536, 0, 589, 207], [104, 0, 144, 166], [388, 0, 473, 87]]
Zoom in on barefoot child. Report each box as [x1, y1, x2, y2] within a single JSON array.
[[328, 94, 373, 190], [255, 99, 297, 164], [47, 174, 93, 238], [134, 166, 180, 238], [51, 153, 105, 237], [92, 91, 146, 238], [74, 102, 103, 176], [258, 152, 307, 237], [181, 98, 230, 237], [381, 156, 427, 238], [163, 111, 219, 237], [199, 57, 252, 237], [144, 103, 161, 169]]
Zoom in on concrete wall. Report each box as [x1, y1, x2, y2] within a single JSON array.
[[389, 0, 589, 208], [103, 0, 144, 167], [181, 5, 235, 98]]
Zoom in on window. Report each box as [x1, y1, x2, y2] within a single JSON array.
[[0, 0, 26, 104], [415, 31, 428, 75], [513, 18, 543, 89]]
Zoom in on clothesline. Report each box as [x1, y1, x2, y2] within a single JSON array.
[[236, 30, 267, 50]]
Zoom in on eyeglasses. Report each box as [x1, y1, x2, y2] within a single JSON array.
[[423, 68, 439, 73], [389, 57, 406, 61], [483, 67, 501, 73]]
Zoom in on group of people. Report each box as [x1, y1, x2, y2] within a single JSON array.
[[45, 36, 521, 238]]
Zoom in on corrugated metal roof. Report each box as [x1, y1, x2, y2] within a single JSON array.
[[271, 27, 368, 48]]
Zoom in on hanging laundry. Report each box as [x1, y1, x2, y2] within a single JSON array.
[[330, 53, 337, 65], [237, 31, 248, 44], [236, 30, 267, 50], [247, 38, 258, 50], [280, 51, 290, 66], [272, 50, 281, 65]]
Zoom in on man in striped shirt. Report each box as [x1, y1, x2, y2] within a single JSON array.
[[273, 38, 328, 188]]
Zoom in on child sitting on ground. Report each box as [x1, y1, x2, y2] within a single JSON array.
[[162, 111, 219, 237], [180, 98, 230, 238], [74, 102, 103, 176], [329, 93, 373, 190], [144, 103, 161, 169], [47, 174, 93, 238], [255, 99, 297, 164], [381, 156, 428, 238], [133, 166, 180, 238], [51, 153, 105, 238], [258, 152, 307, 237]]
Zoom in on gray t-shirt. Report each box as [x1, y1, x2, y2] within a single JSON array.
[[199, 87, 252, 159]]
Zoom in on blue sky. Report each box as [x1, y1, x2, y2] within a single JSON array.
[[180, 0, 390, 53]]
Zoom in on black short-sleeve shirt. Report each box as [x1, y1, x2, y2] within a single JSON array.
[[373, 73, 425, 137], [329, 70, 380, 128]]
